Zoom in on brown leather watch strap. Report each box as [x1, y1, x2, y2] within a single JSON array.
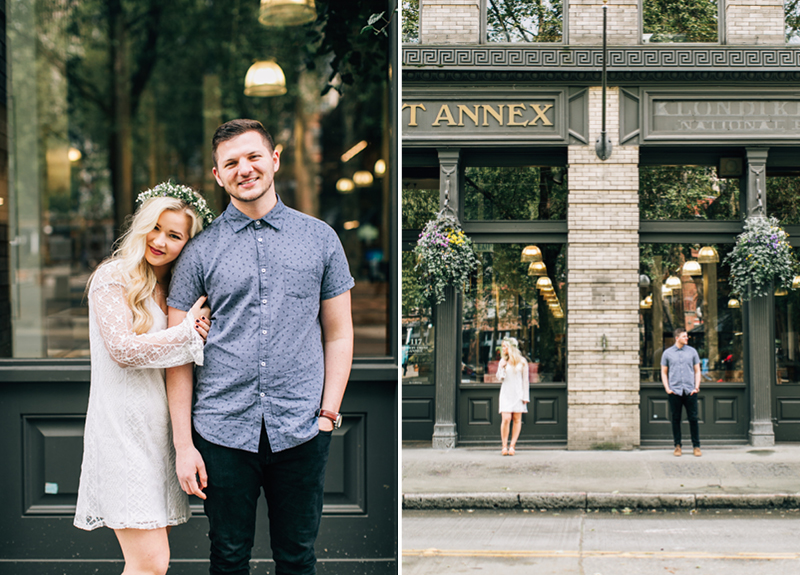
[[318, 409, 342, 427]]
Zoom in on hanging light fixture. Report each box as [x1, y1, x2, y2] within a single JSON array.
[[536, 276, 553, 290], [698, 246, 719, 264], [661, 285, 672, 297], [792, 276, 800, 289], [374, 159, 386, 176], [521, 245, 543, 263], [353, 171, 374, 187], [258, 0, 317, 26], [728, 297, 741, 309], [775, 286, 789, 297], [665, 275, 682, 290], [638, 273, 651, 289], [68, 147, 82, 162], [527, 261, 547, 276], [336, 178, 355, 194], [640, 298, 652, 309], [682, 261, 702, 276], [244, 60, 287, 97], [642, 295, 653, 309]]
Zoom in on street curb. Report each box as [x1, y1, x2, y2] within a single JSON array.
[[403, 492, 800, 510]]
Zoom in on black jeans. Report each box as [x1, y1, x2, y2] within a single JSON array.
[[669, 392, 700, 448], [194, 425, 332, 575]]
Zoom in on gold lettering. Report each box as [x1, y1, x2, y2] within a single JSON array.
[[507, 103, 528, 126], [457, 105, 480, 126], [402, 103, 426, 127], [482, 104, 505, 126], [432, 104, 457, 126], [529, 104, 554, 126]]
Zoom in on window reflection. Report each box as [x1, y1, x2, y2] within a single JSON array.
[[642, 0, 718, 43], [462, 244, 566, 384], [640, 166, 739, 220], [775, 288, 800, 385], [4, 0, 391, 358], [639, 244, 744, 383], [767, 175, 800, 225], [464, 166, 567, 221], [485, 0, 563, 43], [402, 252, 435, 385], [402, 169, 439, 229]]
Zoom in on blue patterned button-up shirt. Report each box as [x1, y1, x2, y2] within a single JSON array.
[[167, 196, 354, 453], [661, 344, 700, 396]]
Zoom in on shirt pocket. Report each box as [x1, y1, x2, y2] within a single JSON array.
[[283, 264, 321, 299]]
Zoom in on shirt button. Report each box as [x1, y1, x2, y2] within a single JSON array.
[[262, 330, 267, 335], [258, 238, 263, 242], [262, 299, 267, 304], [261, 362, 266, 367], [261, 268, 266, 273], [260, 392, 265, 397]]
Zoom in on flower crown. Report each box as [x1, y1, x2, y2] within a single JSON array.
[[136, 181, 215, 228]]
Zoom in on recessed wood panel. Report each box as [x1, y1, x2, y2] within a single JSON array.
[[649, 398, 670, 423], [323, 415, 366, 515], [777, 399, 800, 422], [533, 398, 557, 424], [469, 398, 493, 425], [714, 397, 738, 423], [402, 399, 433, 421]]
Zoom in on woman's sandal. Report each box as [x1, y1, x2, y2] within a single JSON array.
[[501, 447, 509, 456], [508, 447, 516, 456]]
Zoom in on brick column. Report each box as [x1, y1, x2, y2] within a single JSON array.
[[567, 86, 640, 450], [419, 0, 480, 44], [569, 0, 640, 45], [726, 0, 785, 44]]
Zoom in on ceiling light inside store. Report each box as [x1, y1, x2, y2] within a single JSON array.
[[728, 298, 741, 308], [258, 0, 317, 26], [775, 287, 789, 297], [521, 245, 543, 263], [68, 147, 82, 162], [353, 171, 374, 187], [341, 141, 368, 162], [698, 246, 719, 263], [640, 297, 652, 309], [527, 261, 547, 276], [665, 275, 682, 289], [374, 159, 386, 176], [336, 178, 355, 193], [244, 60, 287, 97], [536, 277, 552, 290], [661, 285, 672, 297], [793, 276, 800, 289], [682, 261, 702, 276]]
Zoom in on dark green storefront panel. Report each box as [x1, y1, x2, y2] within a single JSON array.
[[639, 382, 748, 446], [457, 384, 567, 446], [0, 372, 396, 573]]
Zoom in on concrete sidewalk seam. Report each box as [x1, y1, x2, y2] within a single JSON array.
[[403, 492, 800, 510]]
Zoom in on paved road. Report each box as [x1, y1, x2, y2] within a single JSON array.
[[403, 509, 800, 574]]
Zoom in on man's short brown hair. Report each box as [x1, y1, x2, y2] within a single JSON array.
[[212, 119, 275, 166], [674, 327, 687, 339]]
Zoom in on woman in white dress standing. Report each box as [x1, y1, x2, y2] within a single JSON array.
[[497, 337, 530, 456], [74, 183, 215, 575]]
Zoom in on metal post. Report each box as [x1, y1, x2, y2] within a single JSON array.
[[595, 0, 612, 161]]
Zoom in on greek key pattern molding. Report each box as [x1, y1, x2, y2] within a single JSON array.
[[403, 46, 800, 70]]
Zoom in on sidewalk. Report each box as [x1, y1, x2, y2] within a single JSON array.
[[402, 444, 800, 510]]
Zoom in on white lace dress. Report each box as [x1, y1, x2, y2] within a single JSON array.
[[497, 361, 530, 413], [74, 261, 204, 531]]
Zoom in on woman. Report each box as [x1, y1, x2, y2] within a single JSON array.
[[497, 337, 530, 456], [74, 182, 215, 575]]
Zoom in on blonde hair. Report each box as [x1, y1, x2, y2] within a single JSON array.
[[93, 196, 203, 334], [501, 337, 526, 367]]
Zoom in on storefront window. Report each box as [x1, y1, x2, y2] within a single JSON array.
[[4, 0, 391, 358], [485, 0, 563, 43], [402, 171, 439, 229], [462, 243, 566, 384], [767, 175, 800, 225], [640, 166, 740, 220], [639, 243, 744, 384], [787, 0, 800, 43], [642, 0, 718, 43], [402, 252, 434, 385], [464, 166, 567, 221], [776, 288, 800, 384], [402, 0, 420, 43]]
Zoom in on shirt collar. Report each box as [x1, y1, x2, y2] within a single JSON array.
[[223, 194, 288, 233]]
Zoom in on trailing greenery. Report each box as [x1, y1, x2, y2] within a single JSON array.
[[639, 166, 739, 220], [414, 212, 480, 304], [724, 216, 798, 301], [402, 0, 419, 43], [486, 0, 562, 43]]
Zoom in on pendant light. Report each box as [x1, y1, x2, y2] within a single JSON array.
[[244, 61, 287, 97], [682, 260, 702, 276], [527, 261, 547, 276], [536, 276, 553, 290], [521, 245, 543, 263], [665, 275, 682, 290], [698, 246, 719, 264], [259, 0, 317, 27]]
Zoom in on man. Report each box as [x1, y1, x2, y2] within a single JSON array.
[[165, 119, 354, 574], [661, 327, 702, 457]]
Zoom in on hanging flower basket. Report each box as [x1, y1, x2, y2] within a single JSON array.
[[724, 215, 798, 301], [414, 211, 479, 305]]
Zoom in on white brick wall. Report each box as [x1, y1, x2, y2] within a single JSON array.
[[569, 0, 639, 45], [726, 0, 785, 44], [420, 0, 480, 44], [567, 86, 641, 450]]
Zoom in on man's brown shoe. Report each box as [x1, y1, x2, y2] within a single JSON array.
[[693, 447, 702, 457], [673, 445, 682, 456]]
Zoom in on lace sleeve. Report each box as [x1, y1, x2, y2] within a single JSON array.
[[89, 266, 204, 369]]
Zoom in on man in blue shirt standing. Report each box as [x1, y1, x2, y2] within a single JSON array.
[[166, 119, 354, 574], [661, 327, 702, 457]]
